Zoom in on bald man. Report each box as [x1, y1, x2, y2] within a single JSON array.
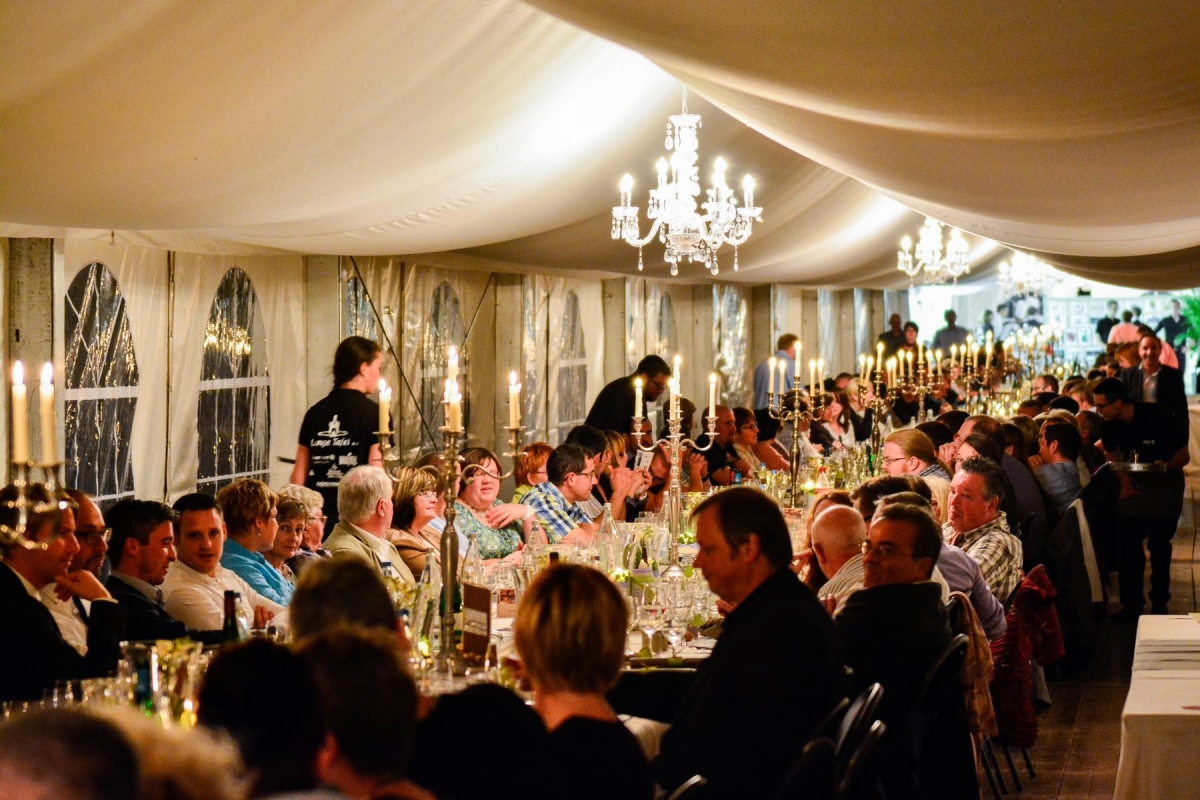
[[811, 505, 868, 611]]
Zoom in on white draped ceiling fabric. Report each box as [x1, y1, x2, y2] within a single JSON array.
[[2, 1, 1199, 288]]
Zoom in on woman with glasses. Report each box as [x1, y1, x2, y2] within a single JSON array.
[[732, 407, 764, 474], [512, 442, 553, 505], [455, 448, 531, 564], [277, 483, 331, 578], [388, 465, 445, 575]]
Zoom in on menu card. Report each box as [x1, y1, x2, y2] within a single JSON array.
[[461, 582, 491, 660]]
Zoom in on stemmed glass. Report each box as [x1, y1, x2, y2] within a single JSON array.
[[637, 600, 666, 655], [663, 606, 688, 659]]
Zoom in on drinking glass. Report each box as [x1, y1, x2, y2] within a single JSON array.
[[663, 609, 688, 658], [637, 601, 666, 654]]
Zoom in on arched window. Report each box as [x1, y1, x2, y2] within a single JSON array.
[[196, 268, 271, 495], [342, 274, 380, 342], [419, 281, 465, 451], [63, 262, 138, 509], [555, 291, 588, 442], [713, 285, 749, 406], [656, 292, 677, 357]]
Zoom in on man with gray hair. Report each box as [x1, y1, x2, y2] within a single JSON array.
[[811, 505, 867, 610], [945, 457, 1023, 601], [324, 466, 415, 584]]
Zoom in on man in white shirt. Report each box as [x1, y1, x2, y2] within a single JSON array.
[[323, 466, 415, 583], [812, 505, 867, 612], [162, 493, 284, 632], [39, 489, 109, 655]]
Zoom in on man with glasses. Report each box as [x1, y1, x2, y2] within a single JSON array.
[[519, 444, 596, 545], [0, 483, 122, 702], [40, 489, 110, 655], [585, 354, 672, 434], [701, 405, 752, 486], [945, 457, 1023, 602]]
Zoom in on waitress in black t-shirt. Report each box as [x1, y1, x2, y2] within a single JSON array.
[[291, 336, 388, 527]]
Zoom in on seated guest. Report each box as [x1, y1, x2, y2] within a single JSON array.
[[945, 457, 1024, 602], [515, 564, 654, 800], [290, 556, 398, 642], [217, 479, 294, 605], [752, 408, 792, 470], [1028, 421, 1083, 520], [388, 465, 444, 575], [198, 639, 326, 798], [1076, 409, 1108, 475], [916, 420, 954, 451], [924, 476, 951, 525], [325, 466, 416, 583], [520, 444, 598, 545], [565, 424, 613, 520], [1047, 395, 1081, 415], [277, 483, 330, 577], [455, 447, 531, 563], [163, 493, 284, 632], [262, 497, 307, 584], [297, 628, 434, 800], [512, 442, 553, 505], [852, 474, 930, 521], [0, 709, 140, 800], [1002, 421, 1033, 469], [0, 484, 122, 702], [105, 498, 222, 643], [614, 487, 846, 799], [811, 505, 868, 611], [835, 502, 972, 797], [598, 429, 648, 520], [882, 429, 951, 481], [1016, 399, 1044, 418], [700, 405, 752, 485], [732, 407, 765, 471], [813, 391, 857, 451], [659, 396, 697, 441], [795, 490, 854, 593], [41, 489, 109, 655], [846, 378, 876, 442]]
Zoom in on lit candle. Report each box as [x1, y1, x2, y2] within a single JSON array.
[[11, 361, 28, 463], [768, 356, 777, 395], [817, 359, 825, 391], [708, 373, 717, 414], [378, 378, 391, 435], [445, 379, 462, 431], [39, 362, 56, 465], [918, 341, 925, 365], [975, 345, 983, 371], [876, 341, 884, 367], [778, 359, 787, 393], [866, 356, 874, 379], [858, 353, 866, 377], [620, 173, 634, 206], [447, 346, 458, 384], [673, 354, 682, 388], [935, 349, 944, 376], [905, 350, 913, 380], [794, 343, 802, 381], [634, 377, 643, 419], [809, 359, 816, 396], [949, 344, 957, 369], [508, 371, 521, 429]]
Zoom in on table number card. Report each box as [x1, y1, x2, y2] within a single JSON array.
[[462, 581, 491, 660], [496, 586, 518, 619]]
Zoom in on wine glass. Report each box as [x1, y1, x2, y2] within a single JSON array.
[[637, 601, 666, 655], [663, 607, 688, 659]]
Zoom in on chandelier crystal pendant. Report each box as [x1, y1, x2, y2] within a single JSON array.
[[896, 216, 971, 285], [997, 251, 1062, 297], [612, 88, 762, 277]]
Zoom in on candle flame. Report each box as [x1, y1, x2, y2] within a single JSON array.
[[40, 362, 53, 386], [12, 361, 23, 385]]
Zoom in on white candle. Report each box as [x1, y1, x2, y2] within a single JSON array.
[[708, 372, 717, 414], [809, 359, 816, 396], [918, 341, 925, 365], [378, 378, 391, 434], [508, 371, 521, 429], [795, 343, 802, 381], [11, 362, 28, 463], [673, 354, 682, 392], [935, 350, 944, 376], [445, 378, 462, 431], [876, 341, 884, 366], [817, 359, 825, 391], [778, 359, 787, 392], [633, 377, 643, 419], [858, 353, 866, 377], [768, 356, 777, 395], [447, 346, 458, 384], [39, 362, 56, 465], [949, 344, 957, 369], [671, 378, 681, 418], [905, 350, 913, 380]]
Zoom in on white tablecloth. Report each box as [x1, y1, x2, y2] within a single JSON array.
[[1186, 403, 1200, 475], [1115, 615, 1200, 799]]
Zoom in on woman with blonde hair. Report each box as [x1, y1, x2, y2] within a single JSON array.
[[880, 429, 952, 481], [512, 442, 553, 504], [924, 475, 951, 525], [514, 564, 653, 799], [388, 465, 445, 575]]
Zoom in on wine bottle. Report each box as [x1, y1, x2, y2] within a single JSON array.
[[221, 590, 241, 645]]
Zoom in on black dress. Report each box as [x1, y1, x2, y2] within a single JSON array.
[[549, 716, 654, 800], [297, 388, 386, 526]]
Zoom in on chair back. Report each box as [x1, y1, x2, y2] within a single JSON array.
[[835, 683, 883, 772], [906, 634, 969, 748], [774, 737, 836, 800], [665, 774, 708, 800], [836, 720, 888, 800]]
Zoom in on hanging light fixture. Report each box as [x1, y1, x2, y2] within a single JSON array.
[[896, 216, 971, 285], [612, 88, 762, 277], [997, 251, 1063, 297]]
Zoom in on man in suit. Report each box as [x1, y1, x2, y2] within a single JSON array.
[[105, 498, 222, 643], [0, 483, 123, 702], [1119, 333, 1188, 445], [39, 489, 109, 655], [324, 466, 415, 584]]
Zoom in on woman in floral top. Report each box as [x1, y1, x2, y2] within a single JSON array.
[[454, 448, 531, 562]]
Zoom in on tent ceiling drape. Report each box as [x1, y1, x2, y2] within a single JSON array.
[[1, 1, 1197, 288]]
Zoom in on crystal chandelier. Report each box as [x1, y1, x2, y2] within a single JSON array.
[[896, 216, 971, 285], [997, 251, 1062, 297], [612, 88, 762, 276]]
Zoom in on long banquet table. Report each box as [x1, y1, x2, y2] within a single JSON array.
[[1114, 614, 1200, 799]]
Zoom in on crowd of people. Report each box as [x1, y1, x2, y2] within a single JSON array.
[[0, 322, 1191, 800]]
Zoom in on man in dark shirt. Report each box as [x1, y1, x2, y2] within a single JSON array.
[[1094, 377, 1189, 616], [584, 355, 672, 434], [878, 313, 906, 359], [1155, 299, 1191, 376], [699, 405, 749, 485], [1118, 333, 1188, 447], [1095, 300, 1120, 344]]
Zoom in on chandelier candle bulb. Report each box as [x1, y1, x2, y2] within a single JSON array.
[[905, 350, 913, 379], [634, 377, 643, 418], [378, 378, 391, 435], [743, 175, 755, 208], [508, 371, 521, 429], [39, 362, 56, 465], [11, 361, 28, 464], [768, 356, 777, 395]]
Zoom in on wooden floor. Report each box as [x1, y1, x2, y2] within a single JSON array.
[[997, 477, 1200, 800]]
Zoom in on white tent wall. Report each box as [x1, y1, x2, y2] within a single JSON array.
[[169, 253, 306, 500], [546, 277, 604, 444]]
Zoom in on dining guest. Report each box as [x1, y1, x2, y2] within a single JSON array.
[[945, 458, 1023, 602], [564, 425, 610, 520], [0, 710, 140, 800], [41, 489, 109, 656], [1027, 421, 1083, 521], [325, 467, 416, 584], [794, 490, 854, 592], [515, 564, 654, 800], [599, 429, 650, 520], [732, 407, 764, 473], [700, 405, 752, 485], [277, 483, 331, 577], [613, 487, 846, 799], [455, 447, 531, 563], [915, 420, 953, 451], [811, 505, 868, 611], [881, 429, 951, 481], [751, 408, 791, 471], [815, 391, 856, 451], [512, 442, 553, 505], [217, 479, 294, 605], [388, 465, 444, 575], [585, 354, 672, 434], [291, 335, 388, 527], [752, 333, 800, 408], [290, 556, 398, 643], [520, 444, 598, 545], [658, 395, 697, 442], [263, 497, 307, 584], [845, 377, 876, 442]]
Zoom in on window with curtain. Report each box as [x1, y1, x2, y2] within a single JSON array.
[[63, 262, 138, 510], [554, 290, 587, 443], [196, 268, 271, 496], [656, 292, 677, 357], [419, 281, 465, 451], [342, 274, 380, 342]]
